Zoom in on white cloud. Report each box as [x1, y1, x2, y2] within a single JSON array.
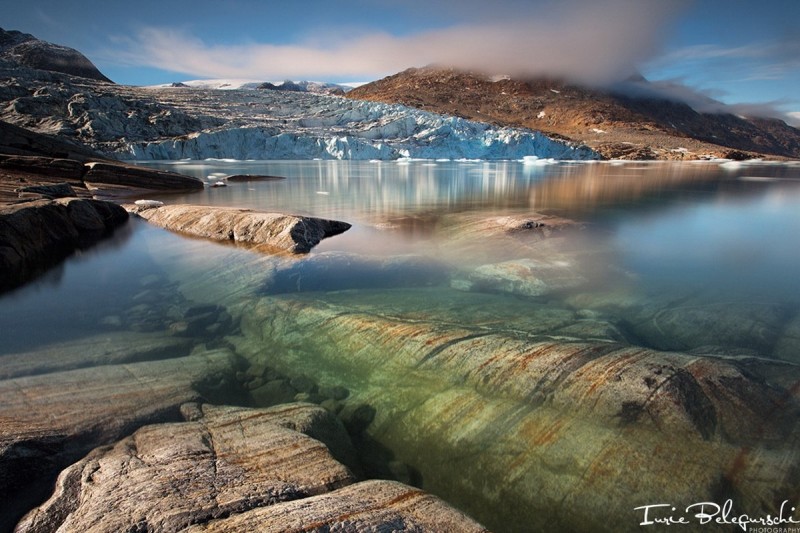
[[105, 0, 683, 85], [787, 112, 800, 127]]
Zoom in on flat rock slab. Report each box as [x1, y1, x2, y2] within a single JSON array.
[[131, 204, 351, 254], [0, 348, 238, 531], [184, 479, 488, 533], [0, 197, 128, 292], [16, 403, 356, 533], [0, 331, 195, 380]]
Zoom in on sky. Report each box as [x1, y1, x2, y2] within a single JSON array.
[[3, 0, 799, 124]]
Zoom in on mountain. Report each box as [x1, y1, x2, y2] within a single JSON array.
[[0, 27, 112, 83], [346, 67, 800, 160], [0, 31, 595, 162]]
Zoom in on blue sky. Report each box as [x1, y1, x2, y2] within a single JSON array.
[[4, 0, 799, 123]]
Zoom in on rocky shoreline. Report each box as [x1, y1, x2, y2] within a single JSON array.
[[0, 152, 490, 532]]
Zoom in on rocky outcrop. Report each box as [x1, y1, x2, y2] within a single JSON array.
[[131, 204, 351, 254], [83, 161, 204, 191], [15, 403, 355, 533], [183, 479, 487, 532], [0, 347, 239, 532], [15, 403, 485, 533], [231, 290, 800, 532], [0, 28, 112, 83], [0, 197, 128, 292]]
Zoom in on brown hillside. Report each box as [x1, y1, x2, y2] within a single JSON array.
[[347, 67, 800, 160]]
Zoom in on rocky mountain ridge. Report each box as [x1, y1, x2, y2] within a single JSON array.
[[347, 67, 800, 160], [0, 28, 112, 83], [0, 29, 596, 161]]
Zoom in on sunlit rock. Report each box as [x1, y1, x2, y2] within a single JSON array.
[[0, 348, 238, 531], [181, 479, 488, 533], [130, 204, 351, 254], [16, 404, 356, 533]]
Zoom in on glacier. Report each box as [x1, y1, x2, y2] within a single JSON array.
[[123, 90, 599, 161], [0, 63, 598, 161]]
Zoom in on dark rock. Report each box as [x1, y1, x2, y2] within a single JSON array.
[[0, 198, 128, 293], [320, 385, 350, 401], [17, 182, 75, 198], [83, 161, 204, 191], [251, 379, 298, 406], [0, 28, 113, 83]]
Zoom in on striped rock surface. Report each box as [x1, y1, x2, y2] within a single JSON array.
[[232, 290, 800, 532], [16, 404, 356, 533], [184, 479, 488, 533], [0, 347, 238, 532]]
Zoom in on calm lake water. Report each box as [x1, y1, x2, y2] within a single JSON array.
[[2, 159, 799, 531]]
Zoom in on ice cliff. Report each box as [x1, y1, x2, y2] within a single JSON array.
[[0, 62, 598, 161], [124, 91, 598, 161]]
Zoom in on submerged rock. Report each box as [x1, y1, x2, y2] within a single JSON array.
[[232, 292, 800, 532], [453, 257, 587, 297], [131, 204, 351, 254], [264, 251, 448, 293]]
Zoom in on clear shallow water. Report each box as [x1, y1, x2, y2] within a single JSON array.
[[2, 159, 800, 531]]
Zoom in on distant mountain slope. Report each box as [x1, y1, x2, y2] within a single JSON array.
[[0, 27, 112, 83], [347, 67, 800, 160]]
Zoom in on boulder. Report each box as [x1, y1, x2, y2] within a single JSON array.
[[83, 162, 204, 191], [0, 348, 238, 532], [0, 198, 128, 293], [16, 404, 355, 533], [232, 292, 800, 532], [132, 204, 351, 254]]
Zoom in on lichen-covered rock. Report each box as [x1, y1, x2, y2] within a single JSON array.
[[16, 404, 355, 533], [132, 204, 351, 254]]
